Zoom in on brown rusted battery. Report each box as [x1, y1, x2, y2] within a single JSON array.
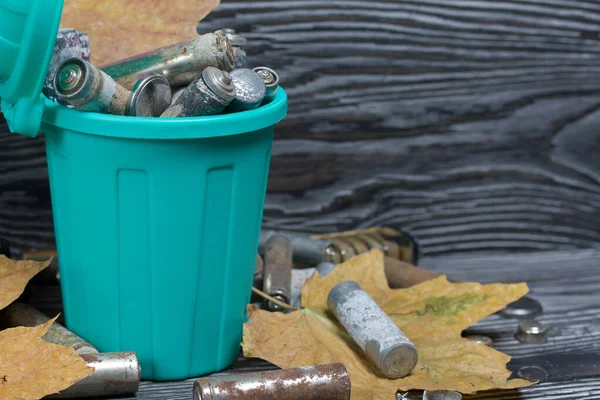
[[263, 234, 293, 312], [3, 303, 97, 355], [384, 257, 440, 289], [193, 363, 351, 400], [55, 58, 132, 115]]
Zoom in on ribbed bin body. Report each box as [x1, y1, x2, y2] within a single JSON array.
[[40, 90, 287, 380]]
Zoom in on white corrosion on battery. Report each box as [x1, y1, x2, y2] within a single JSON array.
[[328, 281, 418, 379]]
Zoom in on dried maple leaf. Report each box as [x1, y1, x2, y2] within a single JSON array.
[[243, 250, 534, 398], [0, 318, 93, 400], [0, 255, 51, 311], [60, 0, 221, 65]]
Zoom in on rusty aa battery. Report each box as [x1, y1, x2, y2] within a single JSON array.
[[128, 73, 172, 117], [161, 67, 236, 118], [102, 31, 235, 90], [253, 66, 279, 103], [222, 29, 248, 69], [260, 230, 342, 265], [228, 69, 267, 111], [44, 29, 91, 105], [263, 234, 293, 311], [47, 352, 141, 399], [3, 303, 97, 355], [193, 363, 351, 400], [328, 281, 418, 379], [55, 58, 131, 115]]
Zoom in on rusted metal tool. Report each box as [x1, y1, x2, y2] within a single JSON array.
[[193, 363, 351, 399], [263, 234, 293, 311], [3, 303, 141, 398], [328, 281, 418, 379]]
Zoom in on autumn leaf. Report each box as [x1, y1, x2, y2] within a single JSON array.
[[0, 255, 51, 311], [60, 0, 221, 65], [0, 318, 93, 400], [243, 250, 534, 398]]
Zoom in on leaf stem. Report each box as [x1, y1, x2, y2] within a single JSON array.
[[252, 287, 299, 311]]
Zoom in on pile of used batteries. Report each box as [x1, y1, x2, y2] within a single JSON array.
[[44, 28, 279, 118]]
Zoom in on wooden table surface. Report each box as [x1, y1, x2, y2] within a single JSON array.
[[3, 0, 600, 398]]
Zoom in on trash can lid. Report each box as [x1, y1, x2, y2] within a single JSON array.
[[0, 0, 63, 137]]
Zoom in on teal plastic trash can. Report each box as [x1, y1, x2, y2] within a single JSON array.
[[0, 0, 287, 380]]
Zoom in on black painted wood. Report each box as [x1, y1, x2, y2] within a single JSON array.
[[2, 0, 600, 255]]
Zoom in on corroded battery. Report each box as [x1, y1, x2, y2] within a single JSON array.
[[263, 234, 293, 311], [0, 236, 12, 258], [255, 253, 264, 283], [55, 58, 131, 115], [423, 391, 463, 400], [260, 230, 343, 265], [253, 66, 279, 103], [161, 67, 236, 118], [102, 31, 235, 90], [128, 73, 172, 117], [47, 352, 141, 399], [222, 29, 248, 69], [316, 262, 337, 277], [328, 281, 418, 379], [193, 363, 351, 400], [228, 69, 266, 111], [44, 29, 91, 105], [3, 303, 97, 355]]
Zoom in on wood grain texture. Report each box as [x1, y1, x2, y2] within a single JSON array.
[[27, 249, 600, 399], [3, 0, 600, 255]]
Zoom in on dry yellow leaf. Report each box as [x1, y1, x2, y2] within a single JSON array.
[[60, 0, 221, 65], [243, 250, 534, 398], [0, 318, 93, 400], [0, 255, 51, 311]]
